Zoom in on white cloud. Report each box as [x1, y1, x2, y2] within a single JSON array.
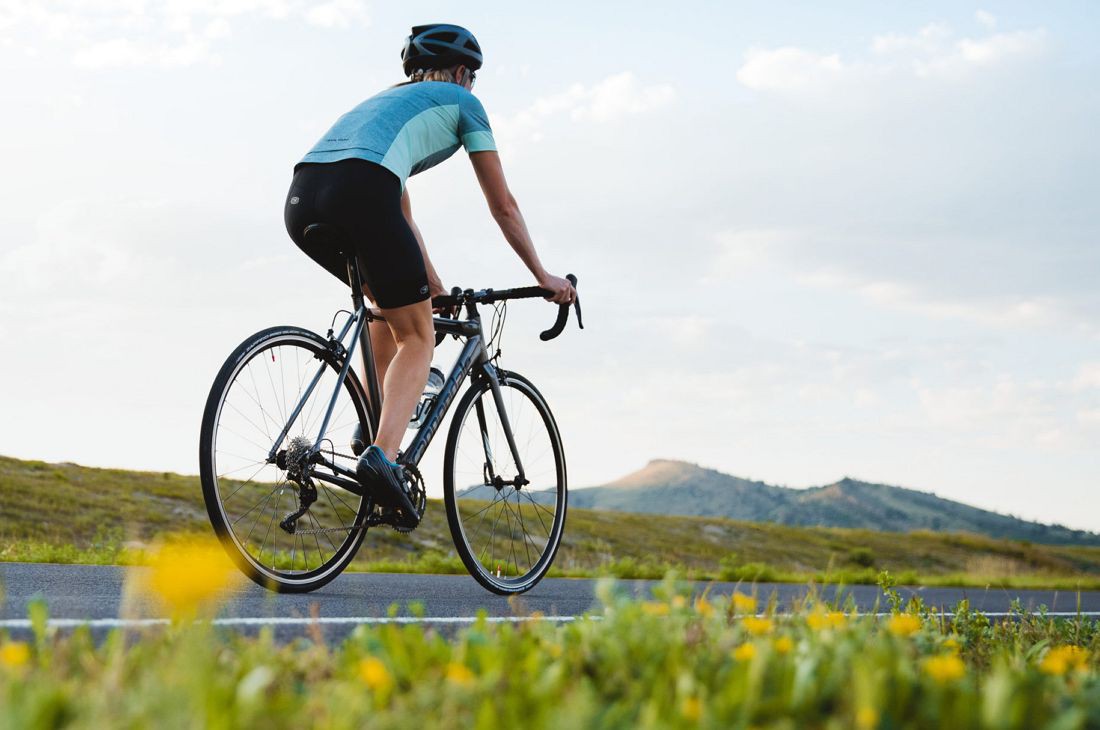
[[736, 47, 845, 92], [1073, 364, 1100, 391], [493, 71, 675, 145], [72, 37, 149, 69], [708, 228, 801, 275], [0, 198, 156, 291], [204, 17, 231, 40], [0, 0, 368, 69], [874, 22, 1046, 80], [739, 20, 1046, 93], [302, 0, 368, 29], [871, 23, 953, 55], [975, 10, 998, 30], [796, 266, 1075, 331]]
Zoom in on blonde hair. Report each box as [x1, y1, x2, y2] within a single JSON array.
[[408, 67, 459, 84]]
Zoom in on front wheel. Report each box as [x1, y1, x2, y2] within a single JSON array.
[[444, 370, 567, 594]]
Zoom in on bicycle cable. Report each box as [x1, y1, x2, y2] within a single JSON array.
[[488, 300, 507, 364], [329, 309, 353, 331]]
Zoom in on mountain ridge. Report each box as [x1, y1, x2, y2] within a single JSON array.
[[571, 459, 1099, 546]]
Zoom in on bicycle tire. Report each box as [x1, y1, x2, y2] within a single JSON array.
[[443, 370, 567, 594], [199, 326, 373, 593]]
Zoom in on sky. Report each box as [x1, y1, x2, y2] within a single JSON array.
[[1, 1, 1098, 529]]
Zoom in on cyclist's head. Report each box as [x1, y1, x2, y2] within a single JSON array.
[[401, 24, 482, 85]]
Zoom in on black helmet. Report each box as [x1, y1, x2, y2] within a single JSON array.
[[401, 24, 483, 77]]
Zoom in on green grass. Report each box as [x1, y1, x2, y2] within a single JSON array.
[[3, 580, 1100, 728], [4, 455, 1100, 589]]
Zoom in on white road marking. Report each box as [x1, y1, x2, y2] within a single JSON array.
[[0, 615, 584, 630], [1, 611, 1099, 631]]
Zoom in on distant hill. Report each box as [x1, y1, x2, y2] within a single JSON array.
[[6, 454, 1100, 587], [570, 460, 1100, 546]]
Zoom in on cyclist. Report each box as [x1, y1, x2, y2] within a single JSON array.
[[284, 24, 576, 524]]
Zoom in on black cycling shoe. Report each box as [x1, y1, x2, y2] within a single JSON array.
[[356, 446, 418, 527], [350, 424, 367, 456]]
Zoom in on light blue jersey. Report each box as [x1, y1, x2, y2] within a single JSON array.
[[300, 81, 497, 188]]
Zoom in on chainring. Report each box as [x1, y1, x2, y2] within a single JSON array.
[[390, 461, 427, 533]]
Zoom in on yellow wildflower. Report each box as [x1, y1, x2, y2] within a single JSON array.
[[774, 636, 794, 655], [358, 657, 393, 692], [681, 696, 702, 721], [672, 595, 687, 609], [887, 614, 921, 637], [642, 601, 670, 616], [742, 616, 774, 636], [923, 654, 966, 684], [732, 592, 757, 613], [143, 536, 240, 617], [809, 609, 847, 631], [943, 637, 960, 653], [446, 662, 476, 686], [733, 643, 756, 662], [855, 706, 879, 730], [694, 597, 715, 617], [0, 642, 30, 669], [1039, 646, 1090, 676]]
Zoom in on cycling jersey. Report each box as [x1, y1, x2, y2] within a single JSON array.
[[299, 81, 497, 188]]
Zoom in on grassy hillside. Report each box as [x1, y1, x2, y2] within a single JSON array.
[[2, 455, 1100, 587], [572, 460, 1100, 546]]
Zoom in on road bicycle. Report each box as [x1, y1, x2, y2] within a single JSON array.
[[198, 224, 582, 595]]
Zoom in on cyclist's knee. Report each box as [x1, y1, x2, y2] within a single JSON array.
[[383, 299, 434, 348]]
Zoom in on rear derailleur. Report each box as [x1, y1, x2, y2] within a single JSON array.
[[276, 435, 318, 535]]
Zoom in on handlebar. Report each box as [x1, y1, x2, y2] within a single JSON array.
[[431, 274, 583, 341]]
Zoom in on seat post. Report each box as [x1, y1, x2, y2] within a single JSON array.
[[347, 255, 382, 435]]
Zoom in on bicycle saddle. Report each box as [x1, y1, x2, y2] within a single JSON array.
[[302, 223, 352, 256]]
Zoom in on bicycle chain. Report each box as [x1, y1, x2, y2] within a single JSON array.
[[292, 524, 364, 536], [289, 453, 425, 534]]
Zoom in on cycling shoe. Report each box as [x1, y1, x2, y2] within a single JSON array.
[[356, 446, 418, 527]]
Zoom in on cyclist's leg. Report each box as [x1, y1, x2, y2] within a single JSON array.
[[366, 313, 396, 409], [355, 276, 397, 410], [340, 164, 431, 460], [371, 299, 433, 460]]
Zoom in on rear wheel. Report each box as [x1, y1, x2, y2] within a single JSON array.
[[443, 370, 567, 594], [199, 326, 373, 593]]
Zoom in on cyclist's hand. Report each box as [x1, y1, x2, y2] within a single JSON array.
[[429, 279, 453, 316], [537, 272, 577, 305]]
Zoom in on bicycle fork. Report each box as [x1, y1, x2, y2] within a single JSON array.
[[475, 362, 529, 490]]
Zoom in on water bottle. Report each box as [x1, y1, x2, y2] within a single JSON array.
[[408, 366, 444, 430]]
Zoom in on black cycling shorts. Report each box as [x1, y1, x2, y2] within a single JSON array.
[[284, 158, 430, 309]]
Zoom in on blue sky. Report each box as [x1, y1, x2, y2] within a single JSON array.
[[1, 1, 1098, 529]]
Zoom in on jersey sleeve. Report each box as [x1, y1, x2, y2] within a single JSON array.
[[458, 92, 497, 154]]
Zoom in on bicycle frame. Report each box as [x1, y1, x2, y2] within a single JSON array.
[[264, 255, 529, 496]]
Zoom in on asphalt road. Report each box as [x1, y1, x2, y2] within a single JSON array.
[[2, 563, 1097, 642]]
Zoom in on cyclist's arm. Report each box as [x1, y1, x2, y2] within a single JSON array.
[[469, 151, 575, 304], [400, 188, 445, 297]]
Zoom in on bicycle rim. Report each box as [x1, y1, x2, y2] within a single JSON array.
[[200, 328, 371, 592], [444, 373, 566, 594]]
